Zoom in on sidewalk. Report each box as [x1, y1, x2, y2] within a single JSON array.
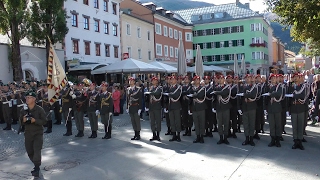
[[0, 114, 319, 180]]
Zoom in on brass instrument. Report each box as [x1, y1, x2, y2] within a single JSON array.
[[101, 92, 111, 108], [82, 78, 92, 86]]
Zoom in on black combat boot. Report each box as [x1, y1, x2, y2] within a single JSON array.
[[292, 139, 298, 149], [44, 128, 52, 133], [131, 131, 137, 140], [31, 165, 40, 177], [44, 120, 52, 133], [183, 127, 189, 136], [203, 128, 208, 137], [75, 130, 84, 137], [12, 120, 18, 125], [88, 131, 95, 138], [275, 136, 281, 147], [227, 130, 232, 138], [242, 136, 249, 145], [135, 131, 141, 140], [224, 136, 230, 145], [169, 132, 177, 142], [107, 125, 112, 139], [165, 127, 171, 135], [213, 125, 218, 132], [253, 132, 260, 140], [302, 137, 307, 142], [232, 130, 237, 138], [208, 128, 213, 137], [279, 136, 284, 141], [193, 135, 200, 143], [298, 139, 305, 150], [268, 137, 275, 147], [200, 135, 204, 143], [176, 132, 181, 142], [156, 131, 161, 141], [21, 125, 25, 132], [102, 125, 109, 139], [249, 136, 255, 146], [217, 135, 224, 144], [54, 120, 61, 125], [3, 123, 11, 130], [150, 132, 157, 141]]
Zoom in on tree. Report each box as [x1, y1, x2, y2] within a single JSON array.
[[0, 0, 29, 81], [27, 0, 68, 67], [299, 39, 320, 57]]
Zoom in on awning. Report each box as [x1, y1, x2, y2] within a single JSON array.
[[69, 64, 107, 71]]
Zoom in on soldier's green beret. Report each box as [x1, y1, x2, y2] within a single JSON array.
[[25, 91, 36, 98]]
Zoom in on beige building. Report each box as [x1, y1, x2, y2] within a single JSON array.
[[120, 8, 155, 62]]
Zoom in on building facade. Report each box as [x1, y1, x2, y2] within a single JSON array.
[[64, 0, 122, 66], [120, 0, 155, 62], [272, 37, 285, 66], [143, 3, 194, 67], [175, 1, 272, 75]]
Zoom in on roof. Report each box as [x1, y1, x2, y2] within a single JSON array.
[[174, 2, 262, 24]]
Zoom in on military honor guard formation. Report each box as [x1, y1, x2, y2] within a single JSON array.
[[0, 72, 319, 177]]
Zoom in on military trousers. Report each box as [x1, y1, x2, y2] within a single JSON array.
[[281, 109, 286, 131], [291, 112, 304, 139], [74, 111, 84, 131], [216, 109, 230, 136], [88, 111, 98, 131], [63, 110, 73, 132], [101, 113, 112, 130], [255, 105, 263, 131], [149, 109, 162, 132], [169, 109, 181, 132], [242, 110, 256, 137], [2, 105, 12, 124], [182, 106, 193, 128], [129, 112, 141, 131], [192, 110, 205, 136], [205, 108, 214, 130], [268, 112, 282, 137], [230, 106, 238, 130], [24, 130, 43, 167], [54, 101, 62, 122]]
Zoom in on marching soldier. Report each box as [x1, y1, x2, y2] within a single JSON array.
[[127, 77, 143, 140], [253, 75, 264, 140], [60, 84, 73, 136], [212, 75, 218, 132], [87, 83, 100, 138], [190, 76, 207, 143], [265, 74, 283, 147], [163, 76, 172, 135], [168, 76, 182, 142], [53, 98, 62, 125], [227, 75, 238, 138], [277, 74, 287, 140], [212, 75, 232, 145], [16, 86, 26, 132], [1, 84, 13, 130], [147, 77, 163, 141], [238, 74, 258, 146], [10, 84, 18, 124], [73, 83, 87, 137], [98, 83, 113, 139], [181, 75, 193, 137], [203, 76, 214, 137], [41, 84, 54, 133]]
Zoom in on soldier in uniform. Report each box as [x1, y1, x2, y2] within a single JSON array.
[[277, 74, 287, 141], [181, 75, 193, 137], [98, 83, 113, 139], [53, 98, 62, 125], [287, 73, 306, 150], [190, 76, 206, 143], [168, 76, 182, 142], [73, 83, 87, 137], [20, 91, 47, 177], [212, 75, 232, 145], [127, 77, 143, 140], [87, 83, 100, 138], [163, 76, 172, 135], [10, 84, 18, 124], [238, 74, 258, 146], [1, 84, 13, 130], [39, 84, 54, 133], [147, 77, 163, 141], [227, 75, 238, 138], [203, 76, 214, 137], [265, 74, 283, 147], [212, 75, 218, 132], [16, 86, 26, 132], [60, 84, 73, 136], [253, 75, 264, 140]]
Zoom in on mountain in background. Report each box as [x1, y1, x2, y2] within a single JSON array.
[[138, 0, 302, 54]]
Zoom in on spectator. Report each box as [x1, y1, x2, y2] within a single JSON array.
[[112, 84, 121, 116]]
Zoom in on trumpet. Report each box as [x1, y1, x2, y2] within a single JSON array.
[[82, 78, 92, 86]]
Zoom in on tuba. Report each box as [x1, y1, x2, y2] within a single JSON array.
[[82, 78, 92, 87]]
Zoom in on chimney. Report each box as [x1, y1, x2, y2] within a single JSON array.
[[244, 3, 249, 8]]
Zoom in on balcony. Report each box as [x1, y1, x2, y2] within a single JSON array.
[[249, 43, 266, 47]]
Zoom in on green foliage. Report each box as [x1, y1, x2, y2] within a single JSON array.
[[299, 39, 320, 57]]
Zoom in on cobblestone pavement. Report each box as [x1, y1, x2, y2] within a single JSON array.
[[0, 113, 133, 161]]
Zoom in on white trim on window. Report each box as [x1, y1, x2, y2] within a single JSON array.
[[156, 43, 162, 56], [169, 28, 173, 38], [170, 46, 174, 57], [164, 45, 168, 57], [185, 32, 192, 42], [155, 23, 162, 35], [163, 26, 168, 37], [175, 47, 178, 58], [174, 29, 178, 39], [126, 23, 131, 35]]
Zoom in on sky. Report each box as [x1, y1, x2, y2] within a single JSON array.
[[194, 0, 267, 13]]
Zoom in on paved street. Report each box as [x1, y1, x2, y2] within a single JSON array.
[[0, 113, 319, 180]]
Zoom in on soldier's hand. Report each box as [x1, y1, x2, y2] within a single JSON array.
[[23, 115, 27, 123], [31, 118, 36, 123]]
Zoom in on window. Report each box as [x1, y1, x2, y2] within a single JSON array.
[[155, 23, 161, 35], [169, 28, 173, 38], [83, 0, 88, 5], [148, 51, 151, 60], [84, 41, 90, 55], [191, 15, 200, 21], [255, 23, 260, 31], [105, 44, 110, 57], [103, 0, 108, 12], [174, 29, 178, 39], [179, 31, 182, 40], [138, 49, 142, 59], [175, 48, 178, 58], [72, 14, 77, 27], [169, 46, 173, 57], [164, 45, 168, 56], [240, 25, 244, 32], [256, 52, 260, 59], [147, 31, 150, 40], [221, 54, 225, 61], [202, 13, 212, 20], [185, 32, 192, 42], [112, 3, 117, 15], [238, 39, 243, 46], [104, 22, 109, 34], [94, 0, 99, 8], [214, 12, 224, 18], [95, 43, 100, 56], [84, 16, 89, 30], [114, 46, 119, 58], [126, 24, 131, 35], [127, 47, 131, 57], [186, 49, 193, 58], [156, 44, 162, 56], [112, 24, 117, 36], [72, 40, 79, 54], [251, 24, 255, 31], [163, 26, 168, 36], [137, 27, 141, 38], [94, 19, 99, 32]]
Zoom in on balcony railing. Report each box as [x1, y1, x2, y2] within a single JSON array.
[[249, 43, 266, 47]]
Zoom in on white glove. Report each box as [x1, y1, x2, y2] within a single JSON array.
[[212, 108, 216, 113], [50, 110, 53, 113], [23, 104, 28, 110], [264, 110, 268, 116], [126, 109, 129, 114], [138, 109, 141, 115], [72, 94, 76, 99], [188, 110, 192, 115], [95, 110, 100, 116], [315, 116, 319, 121], [286, 111, 290, 117], [69, 91, 74, 96], [164, 108, 168, 113], [145, 107, 149, 112], [68, 108, 72, 112], [58, 99, 62, 105], [238, 110, 243, 115], [109, 112, 112, 116]]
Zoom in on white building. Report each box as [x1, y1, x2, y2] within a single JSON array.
[[64, 0, 122, 66]]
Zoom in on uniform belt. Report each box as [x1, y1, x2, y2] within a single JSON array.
[[131, 103, 139, 106], [293, 101, 304, 105]]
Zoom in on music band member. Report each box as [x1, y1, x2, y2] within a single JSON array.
[[60, 84, 73, 136], [87, 83, 100, 138], [168, 76, 182, 142], [181, 76, 193, 136], [2, 84, 13, 130], [204, 76, 214, 137], [73, 83, 87, 137], [98, 83, 113, 139]]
